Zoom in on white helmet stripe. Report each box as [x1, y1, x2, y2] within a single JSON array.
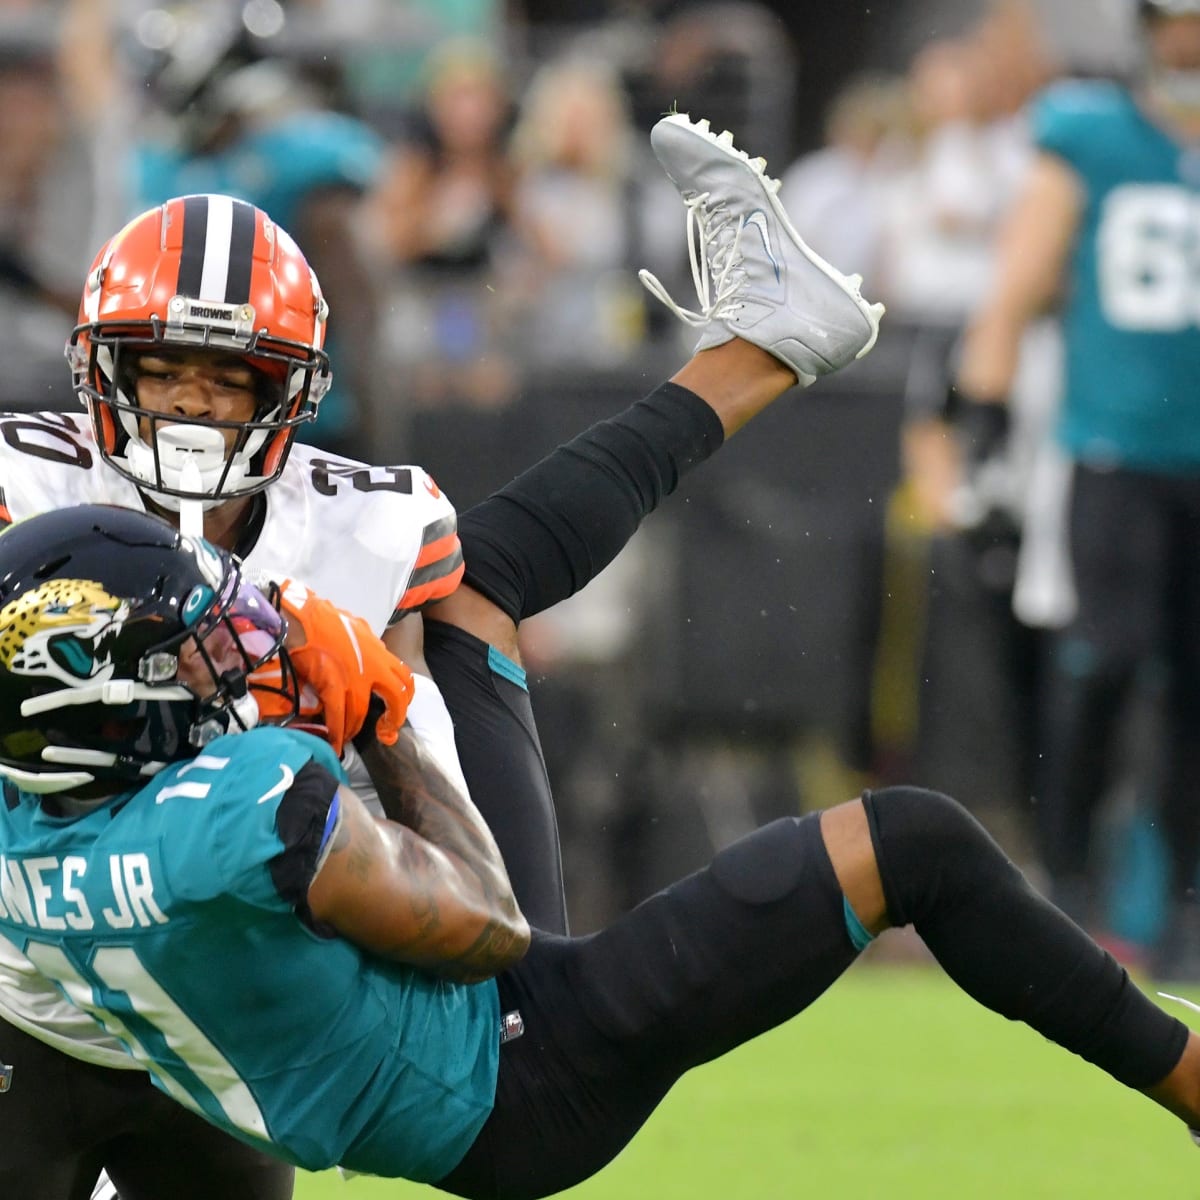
[[199, 194, 234, 301]]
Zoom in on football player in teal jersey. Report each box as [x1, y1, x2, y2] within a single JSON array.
[[953, 0, 1200, 972], [3, 503, 1200, 1195]]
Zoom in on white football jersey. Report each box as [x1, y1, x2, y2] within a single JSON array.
[[0, 410, 470, 1068], [0, 411, 463, 629]]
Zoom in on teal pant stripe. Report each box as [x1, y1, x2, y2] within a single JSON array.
[[843, 896, 874, 952], [487, 645, 528, 691]]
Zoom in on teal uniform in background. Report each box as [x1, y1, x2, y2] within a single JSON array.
[[133, 113, 384, 237], [133, 113, 386, 445], [1032, 80, 1200, 471], [1028, 79, 1200, 956]]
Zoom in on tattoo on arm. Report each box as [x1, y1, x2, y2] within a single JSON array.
[[328, 806, 375, 885], [356, 729, 526, 976], [361, 727, 498, 865]]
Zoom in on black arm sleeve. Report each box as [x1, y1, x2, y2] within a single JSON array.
[[457, 381, 725, 622], [268, 759, 343, 911]]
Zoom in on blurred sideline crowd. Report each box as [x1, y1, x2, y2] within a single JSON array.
[[0, 0, 1181, 960]]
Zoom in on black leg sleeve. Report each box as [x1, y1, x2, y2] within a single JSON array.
[[864, 786, 1189, 1090], [458, 382, 724, 622], [424, 620, 569, 935]]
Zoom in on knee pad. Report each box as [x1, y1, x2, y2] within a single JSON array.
[[863, 785, 1018, 929], [709, 816, 875, 952], [709, 816, 816, 905]]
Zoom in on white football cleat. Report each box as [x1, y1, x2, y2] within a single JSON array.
[[640, 112, 885, 386]]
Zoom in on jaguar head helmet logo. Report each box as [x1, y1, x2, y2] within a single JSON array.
[[0, 580, 131, 688]]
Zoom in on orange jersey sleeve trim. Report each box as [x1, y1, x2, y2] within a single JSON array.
[[392, 516, 464, 617], [415, 530, 461, 571], [395, 559, 465, 616]]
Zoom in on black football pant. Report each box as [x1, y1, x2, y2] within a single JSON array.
[[0, 1019, 293, 1200], [425, 619, 569, 935], [1034, 463, 1200, 914], [438, 807, 857, 1200], [438, 788, 1186, 1200]]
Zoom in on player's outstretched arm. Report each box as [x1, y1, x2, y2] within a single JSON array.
[[956, 151, 1081, 402], [907, 151, 1081, 527], [307, 729, 530, 983]]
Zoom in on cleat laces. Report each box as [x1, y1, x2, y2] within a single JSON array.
[[639, 191, 749, 328]]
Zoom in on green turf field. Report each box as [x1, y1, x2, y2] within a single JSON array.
[[293, 962, 1200, 1200]]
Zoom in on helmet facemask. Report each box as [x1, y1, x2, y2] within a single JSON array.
[[9, 568, 288, 792], [67, 193, 333, 510], [0, 509, 301, 796], [68, 310, 330, 510]]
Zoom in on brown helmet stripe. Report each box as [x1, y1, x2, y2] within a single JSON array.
[[176, 194, 210, 298]]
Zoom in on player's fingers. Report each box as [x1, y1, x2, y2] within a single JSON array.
[[306, 651, 351, 752]]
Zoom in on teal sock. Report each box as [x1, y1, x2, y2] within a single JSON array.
[[843, 896, 874, 952]]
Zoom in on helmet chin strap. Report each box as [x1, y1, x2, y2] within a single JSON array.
[[177, 457, 205, 539], [189, 690, 261, 748], [127, 425, 248, 512]]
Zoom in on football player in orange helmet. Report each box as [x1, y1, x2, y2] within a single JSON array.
[[67, 193, 332, 508]]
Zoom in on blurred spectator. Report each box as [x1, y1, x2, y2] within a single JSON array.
[[892, 2, 1058, 539], [527, 2, 800, 168], [0, 33, 87, 409], [951, 2, 1200, 975], [872, 10, 1058, 828], [368, 38, 514, 278], [649, 2, 798, 168], [337, 0, 505, 136], [502, 55, 679, 368], [973, 0, 1060, 124], [779, 71, 910, 283], [876, 36, 1029, 331], [365, 37, 520, 413], [125, 0, 386, 458]]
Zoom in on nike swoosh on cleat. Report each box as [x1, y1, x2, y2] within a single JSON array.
[[745, 210, 781, 282], [256, 763, 295, 805]]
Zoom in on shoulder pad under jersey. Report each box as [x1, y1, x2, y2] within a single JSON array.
[[1031, 79, 1135, 167], [0, 411, 144, 525], [246, 446, 463, 632]]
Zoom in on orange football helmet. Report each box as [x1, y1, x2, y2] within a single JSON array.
[[66, 194, 332, 507]]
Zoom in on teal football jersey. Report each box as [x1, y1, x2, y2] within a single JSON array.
[[1033, 80, 1200, 471], [0, 726, 499, 1180], [133, 112, 384, 236]]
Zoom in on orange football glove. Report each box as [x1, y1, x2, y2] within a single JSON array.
[[248, 579, 414, 755]]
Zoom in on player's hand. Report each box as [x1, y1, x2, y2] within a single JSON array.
[[945, 383, 1010, 469], [249, 579, 414, 754]]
